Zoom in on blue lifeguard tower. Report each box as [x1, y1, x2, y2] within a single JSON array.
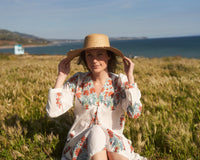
[[14, 44, 24, 55]]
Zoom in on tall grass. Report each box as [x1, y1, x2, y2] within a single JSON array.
[[0, 54, 199, 159]]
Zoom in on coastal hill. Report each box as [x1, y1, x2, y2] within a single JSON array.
[[0, 29, 50, 47]]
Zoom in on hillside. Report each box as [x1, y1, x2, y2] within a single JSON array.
[[0, 29, 50, 47]]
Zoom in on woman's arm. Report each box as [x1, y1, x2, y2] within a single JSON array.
[[120, 57, 142, 119], [46, 57, 77, 118], [123, 56, 135, 84]]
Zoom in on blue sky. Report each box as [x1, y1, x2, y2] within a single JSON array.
[[0, 0, 200, 39]]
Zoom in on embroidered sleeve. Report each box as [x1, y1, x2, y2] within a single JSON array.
[[118, 73, 142, 119], [46, 73, 79, 118], [65, 73, 79, 93]]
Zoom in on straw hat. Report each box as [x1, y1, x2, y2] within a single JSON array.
[[67, 33, 124, 60]]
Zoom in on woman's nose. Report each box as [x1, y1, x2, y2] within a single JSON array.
[[91, 57, 98, 63]]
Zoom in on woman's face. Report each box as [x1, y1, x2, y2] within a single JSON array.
[[85, 49, 110, 74]]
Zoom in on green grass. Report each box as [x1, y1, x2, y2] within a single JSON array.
[[0, 54, 199, 159]]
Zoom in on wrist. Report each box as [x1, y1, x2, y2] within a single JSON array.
[[58, 72, 67, 78], [57, 72, 67, 79], [54, 75, 67, 88], [127, 74, 134, 84]]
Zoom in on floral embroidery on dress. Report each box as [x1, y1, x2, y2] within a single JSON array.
[[125, 81, 134, 89], [74, 72, 137, 112], [56, 92, 62, 109], [76, 73, 98, 110], [120, 114, 125, 128], [67, 74, 79, 93], [128, 140, 134, 153], [89, 111, 100, 127], [127, 102, 142, 119], [107, 129, 125, 153], [70, 135, 88, 160]]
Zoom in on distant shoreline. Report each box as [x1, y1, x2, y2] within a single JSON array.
[[0, 37, 149, 49], [0, 44, 51, 49]]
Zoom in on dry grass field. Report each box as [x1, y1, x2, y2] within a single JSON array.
[[0, 54, 199, 159]]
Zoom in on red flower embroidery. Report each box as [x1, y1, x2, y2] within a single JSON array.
[[70, 133, 74, 138], [85, 104, 89, 109], [107, 129, 114, 138], [56, 92, 62, 109], [90, 87, 95, 93], [104, 91, 108, 98], [130, 145, 134, 152], [76, 92, 81, 98], [83, 90, 89, 96], [134, 113, 140, 119], [128, 141, 134, 152], [120, 115, 125, 127], [115, 147, 119, 152], [125, 82, 134, 89], [108, 91, 114, 96], [81, 136, 86, 143], [108, 79, 112, 85], [75, 148, 82, 156], [84, 83, 88, 87]]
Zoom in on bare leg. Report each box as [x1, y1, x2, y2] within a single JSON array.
[[91, 150, 108, 160], [107, 151, 129, 160]]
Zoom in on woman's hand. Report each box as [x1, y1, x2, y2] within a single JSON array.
[[123, 57, 135, 84], [54, 57, 71, 88], [58, 57, 71, 77]]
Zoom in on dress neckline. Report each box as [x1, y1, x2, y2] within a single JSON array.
[[88, 72, 112, 98]]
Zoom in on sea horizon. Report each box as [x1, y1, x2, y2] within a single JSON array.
[[0, 35, 200, 59]]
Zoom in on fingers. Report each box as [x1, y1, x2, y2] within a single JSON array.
[[123, 56, 134, 67], [123, 56, 135, 75], [58, 57, 71, 75], [59, 57, 70, 66]]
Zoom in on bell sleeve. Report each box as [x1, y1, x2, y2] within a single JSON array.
[[118, 73, 142, 119], [46, 73, 79, 118]]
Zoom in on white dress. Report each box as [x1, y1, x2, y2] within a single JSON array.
[[46, 72, 147, 160]]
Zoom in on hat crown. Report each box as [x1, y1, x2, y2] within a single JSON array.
[[84, 33, 110, 48]]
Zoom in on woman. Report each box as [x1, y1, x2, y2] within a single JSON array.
[[46, 33, 146, 160]]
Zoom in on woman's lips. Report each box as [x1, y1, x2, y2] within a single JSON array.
[[91, 65, 99, 69]]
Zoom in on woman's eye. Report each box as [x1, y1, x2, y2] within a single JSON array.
[[97, 53, 103, 56], [87, 54, 92, 58]]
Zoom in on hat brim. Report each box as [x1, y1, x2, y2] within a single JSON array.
[[67, 47, 124, 61]]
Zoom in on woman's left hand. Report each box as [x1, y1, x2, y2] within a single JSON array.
[[123, 57, 135, 84]]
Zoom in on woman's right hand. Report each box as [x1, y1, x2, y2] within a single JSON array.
[[54, 57, 71, 88], [58, 57, 71, 77]]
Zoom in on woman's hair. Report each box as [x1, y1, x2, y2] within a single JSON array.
[[77, 50, 119, 73]]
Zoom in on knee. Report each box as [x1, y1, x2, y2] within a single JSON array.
[[88, 125, 106, 154], [89, 125, 106, 142], [90, 125, 104, 136]]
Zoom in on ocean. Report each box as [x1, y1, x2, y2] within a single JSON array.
[[0, 36, 200, 58]]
